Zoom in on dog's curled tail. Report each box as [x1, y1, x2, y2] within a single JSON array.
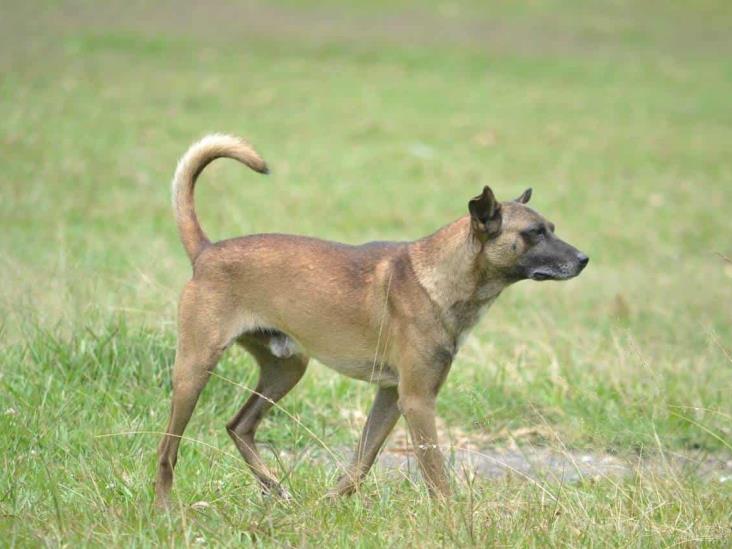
[[172, 134, 268, 264]]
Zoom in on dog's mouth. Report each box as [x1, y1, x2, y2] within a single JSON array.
[[529, 271, 557, 281], [528, 264, 587, 281]]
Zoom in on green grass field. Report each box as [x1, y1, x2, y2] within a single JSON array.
[[2, 0, 732, 545]]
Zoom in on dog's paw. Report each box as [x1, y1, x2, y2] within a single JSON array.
[[154, 494, 172, 512], [261, 482, 293, 502], [326, 482, 357, 500]]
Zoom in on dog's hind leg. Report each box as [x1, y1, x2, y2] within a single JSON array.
[[226, 340, 308, 497], [155, 348, 223, 508], [330, 385, 400, 496], [155, 284, 237, 509]]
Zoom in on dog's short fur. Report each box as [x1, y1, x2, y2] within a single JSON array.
[[155, 134, 589, 506]]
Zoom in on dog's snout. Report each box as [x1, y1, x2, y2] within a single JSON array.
[[577, 253, 589, 269]]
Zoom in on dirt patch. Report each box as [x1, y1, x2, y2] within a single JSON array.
[[331, 409, 732, 483], [369, 445, 732, 484]]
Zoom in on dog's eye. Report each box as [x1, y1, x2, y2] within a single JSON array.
[[523, 226, 546, 239]]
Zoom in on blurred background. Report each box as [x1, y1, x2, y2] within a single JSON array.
[[1, 0, 731, 544], [2, 1, 731, 332]]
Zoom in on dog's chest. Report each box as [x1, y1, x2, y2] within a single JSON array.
[[452, 294, 499, 348]]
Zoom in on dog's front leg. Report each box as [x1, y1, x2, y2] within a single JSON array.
[[397, 359, 451, 498], [330, 385, 400, 496]]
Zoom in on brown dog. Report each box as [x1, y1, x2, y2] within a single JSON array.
[[154, 134, 589, 506]]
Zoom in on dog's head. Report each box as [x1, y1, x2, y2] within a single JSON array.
[[468, 186, 588, 282]]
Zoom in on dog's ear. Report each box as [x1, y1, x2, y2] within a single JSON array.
[[514, 188, 532, 204], [469, 185, 502, 237]]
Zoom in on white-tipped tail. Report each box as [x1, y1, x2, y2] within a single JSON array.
[[171, 134, 268, 263]]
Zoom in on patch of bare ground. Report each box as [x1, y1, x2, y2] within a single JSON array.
[[373, 443, 732, 484], [306, 410, 732, 484]]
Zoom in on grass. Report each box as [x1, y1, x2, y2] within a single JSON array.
[[1, 0, 732, 545]]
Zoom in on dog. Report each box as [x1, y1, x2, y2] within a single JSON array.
[[155, 134, 589, 507]]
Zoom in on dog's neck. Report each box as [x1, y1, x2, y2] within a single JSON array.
[[408, 217, 507, 342]]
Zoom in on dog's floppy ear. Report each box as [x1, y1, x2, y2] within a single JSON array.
[[469, 185, 502, 237], [514, 188, 532, 204]]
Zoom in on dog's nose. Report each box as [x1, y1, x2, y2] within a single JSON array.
[[577, 253, 589, 268]]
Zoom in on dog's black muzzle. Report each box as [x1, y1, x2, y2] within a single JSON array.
[[518, 235, 589, 282]]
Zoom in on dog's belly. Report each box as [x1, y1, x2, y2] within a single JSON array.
[[261, 331, 399, 387], [316, 356, 399, 387]]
